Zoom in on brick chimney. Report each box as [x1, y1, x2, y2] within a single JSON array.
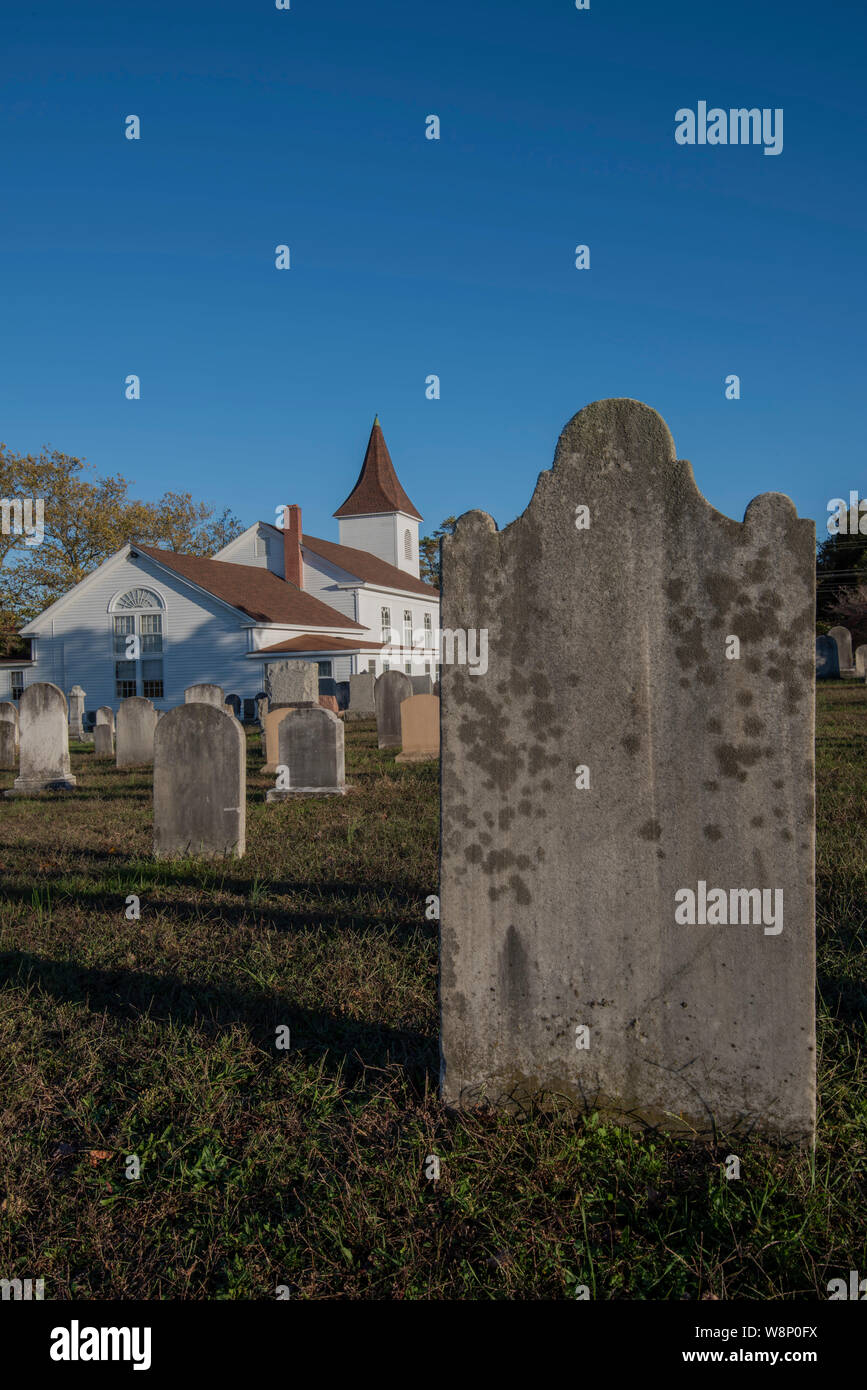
[[283, 504, 303, 588]]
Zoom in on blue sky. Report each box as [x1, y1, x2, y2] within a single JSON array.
[[2, 0, 864, 547]]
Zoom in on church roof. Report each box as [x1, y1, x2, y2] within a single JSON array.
[[333, 418, 423, 521], [301, 532, 439, 598], [256, 633, 384, 654], [135, 545, 360, 629]]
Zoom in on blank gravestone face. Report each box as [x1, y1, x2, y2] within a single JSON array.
[[396, 694, 440, 762], [8, 682, 76, 793], [94, 723, 115, 758], [439, 398, 816, 1145], [154, 704, 246, 858], [185, 684, 225, 709], [0, 721, 17, 770], [411, 675, 434, 696], [266, 706, 345, 799], [348, 672, 376, 717], [262, 707, 296, 773], [815, 636, 840, 680], [116, 697, 158, 768], [265, 661, 318, 707], [95, 706, 115, 731], [826, 626, 853, 672], [0, 702, 19, 760], [855, 646, 867, 678], [374, 671, 413, 747]]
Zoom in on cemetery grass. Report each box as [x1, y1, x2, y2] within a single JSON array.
[[0, 693, 864, 1302]]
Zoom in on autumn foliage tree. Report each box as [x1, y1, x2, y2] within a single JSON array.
[[0, 445, 244, 652]]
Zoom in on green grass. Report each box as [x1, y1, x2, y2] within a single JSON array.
[[0, 693, 864, 1300]]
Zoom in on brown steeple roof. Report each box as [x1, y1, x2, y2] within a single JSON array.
[[333, 418, 422, 521]]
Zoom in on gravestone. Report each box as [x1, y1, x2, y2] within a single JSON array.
[[433, 680, 441, 696], [6, 682, 76, 793], [411, 675, 434, 696], [154, 704, 245, 858], [318, 694, 340, 714], [266, 707, 345, 800], [68, 685, 86, 740], [264, 660, 318, 708], [256, 694, 268, 728], [396, 694, 440, 762], [224, 693, 241, 718], [335, 680, 350, 711], [243, 697, 256, 722], [94, 723, 115, 758], [374, 671, 413, 748], [440, 398, 816, 1145], [116, 696, 158, 768], [827, 626, 854, 672], [816, 636, 840, 679], [262, 707, 296, 773], [0, 701, 19, 757], [0, 721, 16, 770], [347, 672, 376, 719], [185, 683, 225, 709], [855, 645, 867, 678], [95, 705, 115, 732]]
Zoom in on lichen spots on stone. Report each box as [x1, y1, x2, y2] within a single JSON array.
[[639, 819, 662, 841], [751, 816, 764, 828], [622, 734, 640, 756], [703, 780, 719, 792], [704, 824, 723, 841], [743, 716, 765, 737], [715, 742, 763, 781], [706, 718, 723, 735], [736, 691, 754, 708]]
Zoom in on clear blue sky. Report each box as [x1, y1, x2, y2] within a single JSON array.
[[2, 0, 864, 546]]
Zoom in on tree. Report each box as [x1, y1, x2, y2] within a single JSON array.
[[419, 516, 457, 587], [0, 445, 245, 641], [816, 504, 867, 624], [830, 583, 867, 652]]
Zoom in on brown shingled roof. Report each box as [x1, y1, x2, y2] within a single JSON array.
[[256, 634, 384, 654], [135, 545, 359, 629], [301, 533, 439, 599], [333, 418, 423, 521]]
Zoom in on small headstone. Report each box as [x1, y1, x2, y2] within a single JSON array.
[[0, 701, 20, 755], [68, 685, 86, 740], [256, 694, 269, 728], [374, 671, 413, 748], [827, 626, 854, 672], [855, 645, 867, 678], [224, 693, 241, 718], [116, 696, 158, 768], [335, 680, 350, 710], [94, 723, 115, 758], [0, 720, 17, 770], [318, 694, 340, 714], [154, 704, 246, 858], [347, 672, 376, 719], [243, 697, 256, 722], [185, 683, 225, 709], [262, 707, 296, 773], [266, 707, 345, 800], [411, 675, 434, 696], [440, 398, 816, 1145], [95, 706, 115, 733], [816, 635, 840, 679], [6, 682, 76, 794], [264, 660, 318, 707], [396, 694, 440, 762]]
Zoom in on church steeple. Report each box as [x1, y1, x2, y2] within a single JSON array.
[[333, 418, 422, 522]]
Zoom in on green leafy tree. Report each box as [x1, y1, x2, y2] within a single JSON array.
[[0, 445, 245, 644], [419, 516, 457, 587], [816, 504, 867, 624]]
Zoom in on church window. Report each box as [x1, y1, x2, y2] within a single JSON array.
[[423, 612, 432, 644], [403, 610, 412, 648], [404, 529, 412, 560], [111, 589, 164, 699], [381, 606, 391, 644]]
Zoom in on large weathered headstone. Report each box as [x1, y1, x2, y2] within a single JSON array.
[[396, 694, 440, 762], [827, 626, 854, 672], [262, 707, 296, 773], [440, 399, 816, 1145], [116, 696, 158, 768], [374, 671, 413, 748], [68, 685, 86, 740], [154, 704, 245, 857], [266, 707, 345, 799], [6, 683, 76, 793], [816, 636, 840, 679], [185, 683, 225, 709], [264, 660, 318, 708], [94, 723, 115, 758], [855, 645, 867, 678], [411, 675, 434, 696], [347, 672, 376, 719]]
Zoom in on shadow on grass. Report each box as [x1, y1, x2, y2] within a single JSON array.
[[0, 948, 438, 1084]]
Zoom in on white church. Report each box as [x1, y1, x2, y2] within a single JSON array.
[[1, 420, 440, 717]]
